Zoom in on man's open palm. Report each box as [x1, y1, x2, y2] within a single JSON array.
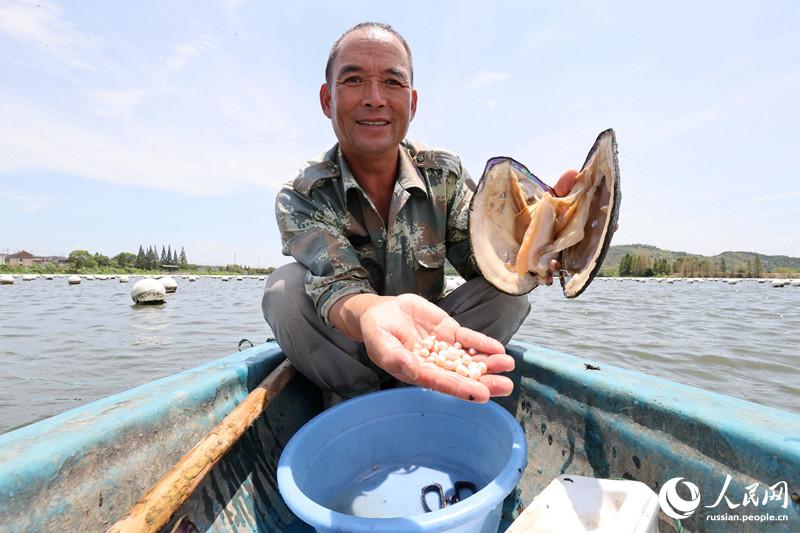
[[359, 293, 515, 403]]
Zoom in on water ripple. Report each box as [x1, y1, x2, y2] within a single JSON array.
[[0, 277, 798, 433]]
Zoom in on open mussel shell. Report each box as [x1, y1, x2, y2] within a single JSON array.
[[468, 128, 620, 297], [559, 129, 620, 298]]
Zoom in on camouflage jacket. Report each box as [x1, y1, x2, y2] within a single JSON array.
[[275, 140, 480, 326]]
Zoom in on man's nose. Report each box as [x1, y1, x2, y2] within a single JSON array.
[[362, 80, 386, 107]]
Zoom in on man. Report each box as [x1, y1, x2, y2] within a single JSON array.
[[263, 22, 575, 405]]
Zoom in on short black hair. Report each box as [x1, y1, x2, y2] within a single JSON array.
[[325, 22, 414, 85]]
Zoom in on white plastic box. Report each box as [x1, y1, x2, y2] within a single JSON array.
[[506, 475, 660, 533]]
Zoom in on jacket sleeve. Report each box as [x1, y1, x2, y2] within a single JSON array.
[[275, 186, 376, 326], [445, 162, 481, 280]]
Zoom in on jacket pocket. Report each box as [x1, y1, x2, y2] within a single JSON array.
[[414, 242, 446, 269], [413, 242, 446, 299]]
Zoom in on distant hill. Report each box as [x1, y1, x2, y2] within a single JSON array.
[[600, 244, 800, 276]]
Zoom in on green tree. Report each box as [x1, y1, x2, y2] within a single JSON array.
[[631, 255, 641, 276], [166, 245, 173, 264], [94, 253, 111, 267], [135, 245, 146, 269], [160, 246, 167, 264], [179, 246, 187, 267], [719, 257, 727, 276], [114, 252, 137, 268], [68, 250, 97, 271], [754, 255, 763, 277], [146, 246, 157, 270], [619, 253, 632, 276]]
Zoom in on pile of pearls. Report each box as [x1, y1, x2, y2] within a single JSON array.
[[412, 336, 488, 380]]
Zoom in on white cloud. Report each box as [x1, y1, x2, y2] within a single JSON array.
[[88, 88, 147, 116], [753, 191, 800, 202], [0, 0, 99, 69], [1, 190, 50, 212], [165, 36, 215, 71], [488, 99, 498, 109], [465, 70, 508, 89], [0, 83, 316, 197]]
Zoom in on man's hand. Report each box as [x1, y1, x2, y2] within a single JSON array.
[[354, 294, 515, 403], [553, 168, 578, 197], [541, 168, 580, 285]]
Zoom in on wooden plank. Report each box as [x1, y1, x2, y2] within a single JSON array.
[[107, 359, 296, 533]]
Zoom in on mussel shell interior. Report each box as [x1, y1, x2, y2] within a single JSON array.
[[559, 129, 620, 298], [468, 157, 551, 295]]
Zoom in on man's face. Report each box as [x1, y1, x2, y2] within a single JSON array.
[[320, 29, 417, 161]]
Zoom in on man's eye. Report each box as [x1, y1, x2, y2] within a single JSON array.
[[343, 76, 362, 84], [385, 79, 403, 87]]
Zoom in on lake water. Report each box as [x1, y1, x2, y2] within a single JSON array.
[[1, 275, 798, 434]]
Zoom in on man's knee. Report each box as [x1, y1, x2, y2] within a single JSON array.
[[440, 276, 530, 343], [262, 262, 310, 325], [501, 291, 531, 323]]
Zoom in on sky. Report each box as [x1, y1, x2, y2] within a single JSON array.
[[1, 0, 798, 267]]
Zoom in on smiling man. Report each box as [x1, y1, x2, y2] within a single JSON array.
[[262, 22, 571, 406]]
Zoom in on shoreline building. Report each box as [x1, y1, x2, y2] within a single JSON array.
[[2, 250, 68, 267]]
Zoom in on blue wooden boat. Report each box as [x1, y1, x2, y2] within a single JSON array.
[[1, 340, 798, 532]]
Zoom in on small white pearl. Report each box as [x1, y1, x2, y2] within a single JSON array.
[[468, 347, 477, 355], [455, 364, 468, 377], [453, 342, 462, 349], [468, 367, 482, 380]]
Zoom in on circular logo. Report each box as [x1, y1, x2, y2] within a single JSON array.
[[659, 477, 701, 520]]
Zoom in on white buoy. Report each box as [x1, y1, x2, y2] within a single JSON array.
[[188, 275, 198, 282], [258, 276, 265, 281], [0, 275, 13, 285], [160, 276, 178, 293], [236, 275, 243, 281], [68, 275, 81, 285], [221, 276, 230, 282], [131, 278, 166, 304], [119, 276, 129, 283]]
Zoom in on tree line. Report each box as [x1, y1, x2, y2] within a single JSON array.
[[67, 245, 188, 271], [134, 245, 188, 270], [617, 252, 765, 277]]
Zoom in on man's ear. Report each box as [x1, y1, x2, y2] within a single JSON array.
[[410, 88, 418, 121], [320, 83, 332, 118]]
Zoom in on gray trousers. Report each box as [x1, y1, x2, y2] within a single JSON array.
[[262, 263, 530, 398]]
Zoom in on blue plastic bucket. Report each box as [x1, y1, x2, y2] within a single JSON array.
[[278, 388, 527, 532]]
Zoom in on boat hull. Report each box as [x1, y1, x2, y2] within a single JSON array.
[[0, 341, 798, 532]]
